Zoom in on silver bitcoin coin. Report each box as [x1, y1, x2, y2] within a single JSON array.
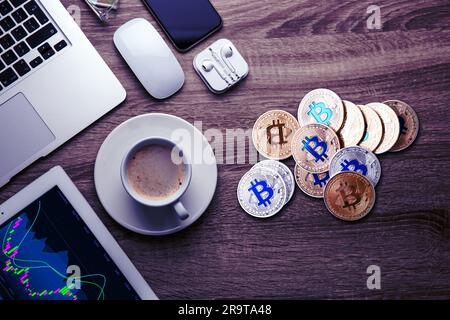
[[329, 146, 382, 186], [297, 88, 345, 131], [253, 160, 295, 204], [237, 166, 287, 218]]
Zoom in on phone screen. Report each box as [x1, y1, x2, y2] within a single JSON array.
[[142, 0, 222, 51]]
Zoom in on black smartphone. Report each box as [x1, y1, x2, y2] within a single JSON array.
[[142, 0, 223, 52]]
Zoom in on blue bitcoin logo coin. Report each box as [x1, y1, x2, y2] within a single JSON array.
[[341, 159, 368, 176], [248, 179, 274, 207], [313, 172, 330, 187], [307, 102, 333, 126], [302, 136, 329, 163]]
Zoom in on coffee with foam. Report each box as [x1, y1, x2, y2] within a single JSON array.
[[127, 144, 186, 200]]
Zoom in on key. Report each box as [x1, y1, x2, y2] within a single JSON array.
[[13, 59, 30, 76], [37, 42, 54, 60], [1, 49, 18, 65], [0, 67, 18, 87], [13, 41, 29, 57], [0, 2, 13, 16], [23, 17, 39, 33], [25, 23, 57, 48], [0, 16, 16, 32], [54, 39, 67, 52], [29, 56, 42, 68], [24, 0, 48, 25]]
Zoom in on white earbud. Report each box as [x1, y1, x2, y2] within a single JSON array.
[[220, 45, 239, 78], [202, 59, 230, 84]]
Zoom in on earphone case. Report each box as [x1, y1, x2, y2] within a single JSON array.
[[193, 39, 249, 94]]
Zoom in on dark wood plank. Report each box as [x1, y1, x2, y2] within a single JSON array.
[[1, 0, 450, 299]]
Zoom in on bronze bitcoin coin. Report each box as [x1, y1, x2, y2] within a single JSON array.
[[383, 100, 419, 152], [324, 172, 376, 221], [252, 110, 300, 160]]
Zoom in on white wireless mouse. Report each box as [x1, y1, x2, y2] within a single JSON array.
[[114, 18, 185, 99]]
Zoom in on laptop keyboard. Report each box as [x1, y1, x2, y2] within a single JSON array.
[[0, 0, 68, 92]]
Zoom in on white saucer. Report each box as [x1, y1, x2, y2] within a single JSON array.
[[94, 113, 217, 236]]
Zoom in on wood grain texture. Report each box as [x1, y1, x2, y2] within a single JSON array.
[[1, 0, 450, 299]]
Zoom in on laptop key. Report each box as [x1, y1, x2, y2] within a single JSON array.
[[54, 40, 67, 52], [26, 23, 57, 48], [29, 56, 42, 68], [13, 41, 29, 57], [23, 17, 39, 33], [11, 8, 28, 24], [0, 16, 16, 32], [13, 59, 30, 76], [10, 0, 28, 8], [0, 67, 18, 87], [0, 34, 15, 50], [0, 1, 13, 16], [11, 25, 27, 41], [38, 42, 54, 60], [0, 60, 5, 71], [2, 49, 18, 65], [24, 0, 48, 25]]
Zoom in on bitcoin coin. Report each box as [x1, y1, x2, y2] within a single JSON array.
[[297, 88, 345, 131], [357, 105, 383, 152], [295, 164, 330, 198], [338, 100, 365, 147], [329, 146, 381, 186], [253, 160, 295, 204], [383, 100, 419, 152], [291, 124, 341, 173], [367, 102, 400, 154], [237, 166, 287, 218], [252, 110, 300, 160], [324, 172, 376, 222]]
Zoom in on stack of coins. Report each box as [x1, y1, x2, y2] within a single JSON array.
[[238, 89, 419, 221], [237, 111, 298, 218]]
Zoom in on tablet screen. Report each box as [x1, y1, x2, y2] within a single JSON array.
[[0, 186, 140, 300]]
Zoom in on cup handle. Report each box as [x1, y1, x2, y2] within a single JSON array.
[[173, 201, 189, 220]]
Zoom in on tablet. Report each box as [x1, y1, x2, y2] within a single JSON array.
[[0, 166, 157, 300]]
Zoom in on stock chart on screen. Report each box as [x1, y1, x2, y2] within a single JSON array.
[[0, 187, 139, 300]]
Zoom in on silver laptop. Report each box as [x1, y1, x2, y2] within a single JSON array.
[[0, 0, 126, 188]]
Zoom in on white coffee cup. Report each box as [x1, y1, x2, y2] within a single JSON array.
[[120, 137, 191, 220]]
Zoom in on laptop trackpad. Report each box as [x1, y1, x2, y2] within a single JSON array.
[[0, 93, 55, 179]]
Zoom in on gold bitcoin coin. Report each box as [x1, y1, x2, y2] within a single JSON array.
[[291, 124, 341, 173], [295, 164, 330, 198], [252, 110, 300, 160], [297, 88, 345, 131], [338, 100, 365, 147], [357, 105, 383, 152], [383, 100, 419, 152], [324, 172, 376, 222], [367, 102, 400, 154]]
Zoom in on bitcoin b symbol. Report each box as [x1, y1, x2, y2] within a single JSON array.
[[336, 182, 362, 209], [307, 102, 333, 126], [266, 120, 289, 145], [302, 136, 329, 163], [341, 159, 368, 176], [248, 179, 274, 207], [312, 172, 330, 187]]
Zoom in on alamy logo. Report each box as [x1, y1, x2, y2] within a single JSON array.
[[66, 265, 81, 290], [366, 265, 381, 290], [367, 5, 382, 30]]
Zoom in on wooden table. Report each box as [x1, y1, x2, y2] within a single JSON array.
[[1, 0, 450, 299]]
